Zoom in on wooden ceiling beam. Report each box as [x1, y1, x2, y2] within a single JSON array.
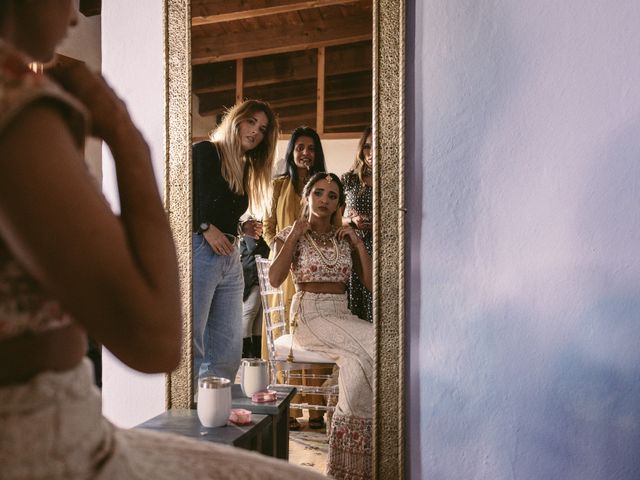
[[192, 0, 362, 26], [198, 89, 371, 117], [324, 111, 371, 128], [79, 0, 101, 16], [192, 13, 371, 64], [193, 52, 370, 95]]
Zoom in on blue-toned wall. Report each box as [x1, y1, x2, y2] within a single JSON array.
[[408, 1, 640, 479]]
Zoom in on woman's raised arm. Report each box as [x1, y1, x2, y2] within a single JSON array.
[[0, 66, 181, 373], [268, 220, 308, 287]]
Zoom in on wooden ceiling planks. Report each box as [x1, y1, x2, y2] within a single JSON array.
[[79, 0, 101, 17], [191, 0, 372, 136]]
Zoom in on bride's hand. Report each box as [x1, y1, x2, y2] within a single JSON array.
[[337, 225, 363, 248], [290, 218, 310, 240], [47, 63, 132, 143]]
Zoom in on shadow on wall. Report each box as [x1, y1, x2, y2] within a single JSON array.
[[413, 2, 524, 477]]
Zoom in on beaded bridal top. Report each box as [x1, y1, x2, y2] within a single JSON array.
[[275, 226, 352, 284], [0, 40, 86, 340]]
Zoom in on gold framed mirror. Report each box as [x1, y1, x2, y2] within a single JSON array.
[[164, 1, 405, 477]]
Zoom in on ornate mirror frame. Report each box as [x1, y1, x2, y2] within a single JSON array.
[[164, 1, 405, 478]]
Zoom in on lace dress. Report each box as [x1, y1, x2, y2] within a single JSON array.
[[341, 171, 373, 322], [0, 40, 325, 480]]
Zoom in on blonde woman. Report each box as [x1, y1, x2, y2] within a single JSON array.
[[192, 100, 278, 386]]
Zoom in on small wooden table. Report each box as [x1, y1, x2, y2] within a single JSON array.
[[137, 409, 272, 454], [135, 386, 296, 460], [231, 385, 296, 460]]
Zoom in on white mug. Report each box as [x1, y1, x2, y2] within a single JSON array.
[[197, 376, 231, 427], [239, 358, 269, 397]]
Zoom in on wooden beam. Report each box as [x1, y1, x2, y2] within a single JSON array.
[[79, 0, 101, 17], [324, 111, 371, 128], [235, 59, 243, 103], [323, 125, 370, 134], [193, 50, 315, 94], [193, 45, 371, 94], [192, 0, 361, 26], [325, 96, 371, 115], [198, 86, 370, 116], [192, 13, 371, 64], [192, 61, 235, 92], [316, 47, 325, 135]]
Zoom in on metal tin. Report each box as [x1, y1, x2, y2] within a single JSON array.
[[240, 358, 267, 367], [199, 376, 231, 389]]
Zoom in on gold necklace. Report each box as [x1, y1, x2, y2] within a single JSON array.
[[305, 229, 339, 266]]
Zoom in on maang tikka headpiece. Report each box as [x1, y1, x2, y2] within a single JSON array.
[[325, 175, 333, 183]]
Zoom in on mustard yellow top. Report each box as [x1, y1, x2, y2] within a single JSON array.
[[263, 176, 300, 247]]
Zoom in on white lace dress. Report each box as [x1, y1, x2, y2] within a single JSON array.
[[0, 41, 324, 480]]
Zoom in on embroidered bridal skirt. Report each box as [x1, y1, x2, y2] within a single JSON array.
[[0, 359, 324, 480], [291, 291, 374, 480]]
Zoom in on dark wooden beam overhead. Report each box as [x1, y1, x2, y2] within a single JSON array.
[[191, 0, 373, 135], [192, 0, 361, 26], [193, 44, 371, 95], [192, 12, 371, 64], [79, 0, 101, 17], [193, 51, 315, 94]]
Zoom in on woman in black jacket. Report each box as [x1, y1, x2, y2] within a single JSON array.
[[192, 100, 278, 388]]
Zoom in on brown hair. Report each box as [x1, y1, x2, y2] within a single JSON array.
[[210, 99, 279, 217], [348, 125, 373, 188]]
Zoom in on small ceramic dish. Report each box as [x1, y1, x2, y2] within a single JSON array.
[[251, 390, 278, 403], [229, 408, 252, 425]]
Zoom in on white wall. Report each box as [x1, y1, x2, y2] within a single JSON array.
[[275, 138, 357, 178], [409, 1, 640, 479], [56, 13, 101, 183], [101, 0, 167, 428]]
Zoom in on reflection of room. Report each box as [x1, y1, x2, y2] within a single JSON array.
[[188, 4, 374, 475], [59, 1, 379, 477], [191, 0, 373, 178]]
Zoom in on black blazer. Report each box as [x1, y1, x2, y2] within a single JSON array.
[[192, 141, 249, 234]]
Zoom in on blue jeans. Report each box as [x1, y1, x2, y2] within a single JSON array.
[[192, 233, 244, 386]]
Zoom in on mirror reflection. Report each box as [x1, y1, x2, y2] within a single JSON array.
[[190, 1, 374, 477]]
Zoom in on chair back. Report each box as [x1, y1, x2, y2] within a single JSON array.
[[255, 255, 339, 412], [255, 255, 287, 385]]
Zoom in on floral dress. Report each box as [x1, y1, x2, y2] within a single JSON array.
[[341, 171, 373, 322]]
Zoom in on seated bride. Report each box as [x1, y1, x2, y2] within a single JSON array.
[[269, 172, 374, 480]]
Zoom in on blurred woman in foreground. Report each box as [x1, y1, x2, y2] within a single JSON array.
[[0, 2, 322, 478]]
